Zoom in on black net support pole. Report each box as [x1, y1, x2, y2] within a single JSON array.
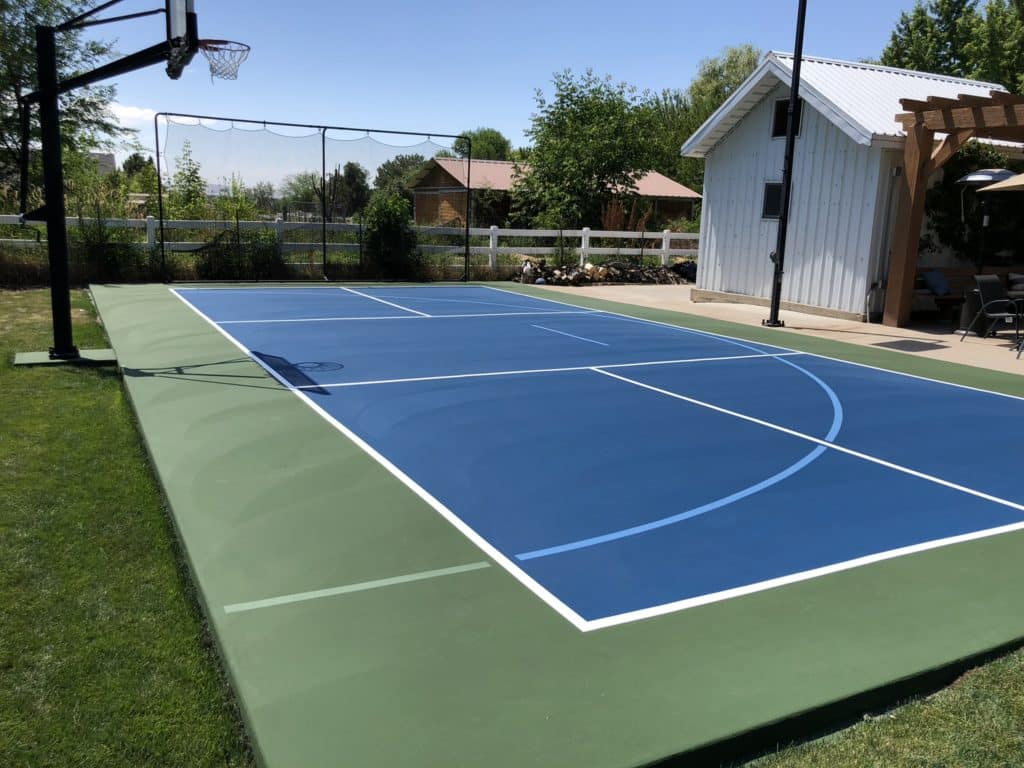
[[36, 25, 78, 360], [154, 112, 167, 280], [463, 138, 472, 282], [764, 0, 807, 329], [321, 129, 328, 279], [18, 100, 31, 215]]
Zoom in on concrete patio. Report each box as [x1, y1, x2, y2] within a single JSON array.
[[536, 284, 1024, 377]]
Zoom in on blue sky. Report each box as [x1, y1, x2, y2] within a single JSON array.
[[97, 0, 918, 162]]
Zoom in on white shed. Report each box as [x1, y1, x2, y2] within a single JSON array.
[[681, 52, 1011, 321]]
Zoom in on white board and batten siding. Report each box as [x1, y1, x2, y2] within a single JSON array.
[[698, 84, 885, 316]]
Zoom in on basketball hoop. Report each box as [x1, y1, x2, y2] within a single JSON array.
[[199, 39, 249, 80]]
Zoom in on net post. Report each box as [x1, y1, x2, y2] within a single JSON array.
[[321, 128, 328, 279], [463, 138, 472, 282], [154, 112, 167, 281]]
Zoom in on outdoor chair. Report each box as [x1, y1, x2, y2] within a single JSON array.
[[960, 274, 1022, 343]]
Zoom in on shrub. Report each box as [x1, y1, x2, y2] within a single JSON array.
[[194, 228, 287, 280], [362, 191, 420, 279]]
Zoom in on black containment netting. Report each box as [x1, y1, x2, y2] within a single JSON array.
[[155, 115, 470, 281]]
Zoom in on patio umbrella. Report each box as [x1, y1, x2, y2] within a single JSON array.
[[977, 172, 1024, 193]]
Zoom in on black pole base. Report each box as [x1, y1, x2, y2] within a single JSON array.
[[49, 346, 81, 360], [762, 319, 785, 328]]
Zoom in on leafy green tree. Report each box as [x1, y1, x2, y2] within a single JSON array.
[[166, 141, 208, 220], [878, 0, 1017, 82], [282, 172, 317, 203], [921, 141, 1023, 266], [512, 69, 656, 228], [213, 174, 257, 221], [373, 154, 427, 203], [362, 190, 419, 278], [338, 162, 370, 217], [0, 0, 130, 193], [248, 181, 275, 214], [968, 0, 1024, 91], [121, 152, 151, 178], [453, 127, 512, 160], [644, 44, 760, 192]]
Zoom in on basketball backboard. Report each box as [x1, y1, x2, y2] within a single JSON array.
[[166, 0, 198, 79]]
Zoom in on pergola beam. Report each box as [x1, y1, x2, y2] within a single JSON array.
[[884, 88, 1024, 327]]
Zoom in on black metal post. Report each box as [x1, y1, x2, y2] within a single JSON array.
[[37, 25, 78, 359], [764, 0, 807, 328], [463, 139, 472, 282], [321, 128, 328, 279], [154, 113, 167, 280], [18, 100, 31, 215]]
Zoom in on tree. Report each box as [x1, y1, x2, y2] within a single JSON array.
[[362, 190, 419, 279], [878, 0, 1024, 85], [248, 181, 276, 214], [0, 0, 129, 194], [969, 0, 1024, 92], [373, 154, 427, 203], [281, 172, 319, 205], [453, 127, 512, 160], [166, 141, 208, 220], [122, 152, 152, 179], [213, 174, 258, 221], [511, 69, 656, 228], [644, 44, 760, 193], [338, 162, 370, 217]]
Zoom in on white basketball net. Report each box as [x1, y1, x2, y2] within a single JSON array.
[[199, 40, 250, 80]]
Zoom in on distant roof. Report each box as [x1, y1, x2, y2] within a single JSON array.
[[424, 158, 700, 199], [682, 51, 1009, 158]]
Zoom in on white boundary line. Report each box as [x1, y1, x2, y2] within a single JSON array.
[[338, 286, 430, 316], [298, 352, 803, 389], [224, 561, 490, 613], [217, 309, 599, 324], [584, 518, 1024, 630], [170, 288, 592, 632], [484, 285, 1024, 403]]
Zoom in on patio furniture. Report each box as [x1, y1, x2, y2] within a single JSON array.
[[960, 274, 1022, 342]]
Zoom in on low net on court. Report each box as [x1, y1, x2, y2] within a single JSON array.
[[155, 114, 472, 281]]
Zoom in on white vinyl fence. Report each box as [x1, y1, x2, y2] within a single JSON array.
[[0, 215, 698, 267]]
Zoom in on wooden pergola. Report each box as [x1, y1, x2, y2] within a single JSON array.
[[883, 90, 1024, 326]]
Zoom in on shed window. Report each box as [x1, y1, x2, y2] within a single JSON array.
[[762, 183, 783, 219], [772, 98, 802, 138]]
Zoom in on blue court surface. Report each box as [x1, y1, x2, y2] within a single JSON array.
[[173, 284, 1024, 631]]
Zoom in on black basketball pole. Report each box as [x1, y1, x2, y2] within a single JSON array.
[[36, 25, 79, 359], [764, 0, 807, 328]]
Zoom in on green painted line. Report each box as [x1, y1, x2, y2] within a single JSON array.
[[223, 561, 491, 614]]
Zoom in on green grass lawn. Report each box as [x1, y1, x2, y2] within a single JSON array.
[[0, 289, 254, 767], [2, 288, 1023, 767]]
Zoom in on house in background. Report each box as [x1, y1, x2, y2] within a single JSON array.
[[408, 158, 701, 228], [681, 51, 1023, 323], [89, 152, 117, 176]]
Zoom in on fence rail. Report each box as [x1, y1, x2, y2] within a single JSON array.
[[0, 215, 699, 266]]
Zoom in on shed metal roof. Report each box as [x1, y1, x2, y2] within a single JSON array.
[[681, 52, 1008, 158]]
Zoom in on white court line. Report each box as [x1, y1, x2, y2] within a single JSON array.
[[218, 309, 599, 324], [224, 561, 490, 614], [532, 324, 609, 346], [170, 288, 592, 632], [297, 352, 804, 389], [483, 285, 1024, 404], [594, 367, 1024, 516], [339, 286, 431, 317]]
